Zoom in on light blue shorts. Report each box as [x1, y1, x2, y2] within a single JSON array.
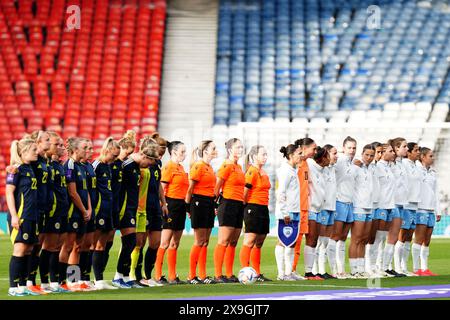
[[373, 207, 401, 222], [308, 211, 319, 222], [289, 212, 300, 222], [335, 201, 354, 223], [318, 210, 335, 226], [401, 209, 416, 230], [353, 208, 373, 222], [353, 213, 373, 222], [416, 211, 435, 228]]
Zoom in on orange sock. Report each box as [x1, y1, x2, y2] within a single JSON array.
[[198, 246, 208, 279], [154, 248, 166, 280], [189, 245, 202, 279], [250, 247, 261, 275], [239, 245, 252, 268], [167, 248, 177, 281], [213, 244, 227, 278], [292, 234, 303, 272], [225, 246, 236, 277]]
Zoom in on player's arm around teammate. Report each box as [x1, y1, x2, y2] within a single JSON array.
[[239, 145, 272, 282], [39, 132, 68, 292], [60, 138, 90, 290], [320, 145, 338, 278], [91, 138, 120, 290], [6, 138, 39, 296], [304, 148, 329, 280], [331, 136, 357, 278], [291, 138, 316, 275], [380, 138, 409, 277], [372, 143, 397, 277], [349, 144, 375, 278], [395, 142, 421, 276], [411, 148, 441, 276], [274, 144, 302, 281], [154, 141, 189, 285], [104, 131, 136, 280], [112, 141, 159, 288], [185, 140, 218, 284], [213, 138, 245, 283]]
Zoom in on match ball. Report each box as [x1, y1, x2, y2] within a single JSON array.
[[238, 267, 257, 285]]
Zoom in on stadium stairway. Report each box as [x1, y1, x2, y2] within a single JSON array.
[[158, 0, 217, 153]]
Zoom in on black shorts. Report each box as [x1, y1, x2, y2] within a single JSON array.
[[146, 198, 163, 231], [67, 215, 86, 235], [8, 216, 39, 245], [112, 209, 120, 230], [85, 212, 96, 233], [244, 203, 270, 234], [119, 210, 136, 229], [163, 197, 186, 231], [37, 211, 45, 233], [190, 194, 215, 229], [217, 198, 244, 228], [42, 214, 64, 234], [96, 214, 114, 232], [59, 216, 68, 234]]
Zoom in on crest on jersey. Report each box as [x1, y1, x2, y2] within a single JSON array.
[[73, 222, 78, 229], [277, 220, 299, 247], [248, 209, 252, 214], [99, 219, 104, 226], [131, 218, 136, 225], [23, 233, 29, 240], [167, 218, 172, 223], [55, 223, 60, 230], [195, 202, 199, 206]]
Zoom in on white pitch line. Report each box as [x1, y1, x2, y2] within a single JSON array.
[[256, 283, 371, 289]]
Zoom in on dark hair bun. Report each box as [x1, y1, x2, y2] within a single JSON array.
[[280, 146, 287, 155]]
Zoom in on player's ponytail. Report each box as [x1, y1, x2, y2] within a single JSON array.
[[10, 138, 36, 166], [279, 144, 297, 160], [167, 141, 183, 156], [100, 137, 120, 162], [245, 145, 263, 171], [139, 135, 157, 151], [118, 130, 136, 150], [225, 138, 240, 157], [190, 140, 213, 168]]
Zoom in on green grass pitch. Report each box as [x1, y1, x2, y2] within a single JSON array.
[[0, 235, 449, 300]]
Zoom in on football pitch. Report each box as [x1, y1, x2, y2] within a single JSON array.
[[0, 235, 449, 300]]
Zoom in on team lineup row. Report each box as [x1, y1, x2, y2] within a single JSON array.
[[4, 130, 440, 296]]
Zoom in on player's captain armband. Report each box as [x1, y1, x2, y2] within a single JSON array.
[[6, 173, 16, 184]]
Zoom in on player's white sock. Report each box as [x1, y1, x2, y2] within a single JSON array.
[[318, 236, 329, 275], [284, 247, 294, 276], [123, 276, 130, 283], [26, 280, 33, 287], [304, 245, 315, 273], [349, 258, 358, 274], [365, 244, 372, 273], [401, 241, 411, 272], [411, 243, 421, 272], [382, 243, 395, 271], [375, 231, 387, 270], [311, 240, 318, 275], [114, 272, 123, 281], [275, 245, 285, 279], [358, 258, 366, 273], [420, 245, 429, 271], [394, 241, 404, 273], [337, 240, 346, 274], [326, 239, 337, 275]]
